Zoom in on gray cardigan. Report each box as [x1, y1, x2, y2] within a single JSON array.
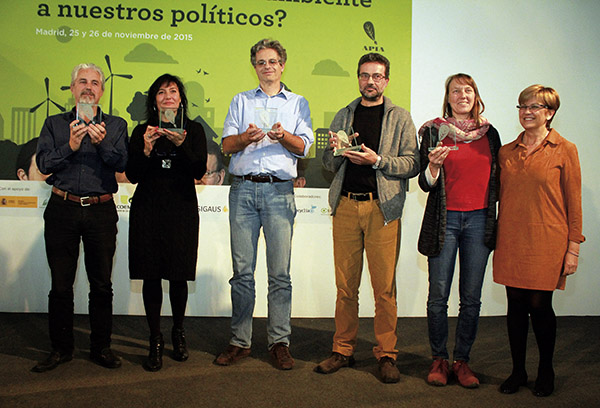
[[322, 97, 420, 224]]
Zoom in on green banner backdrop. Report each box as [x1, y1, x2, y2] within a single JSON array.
[[0, 0, 411, 186]]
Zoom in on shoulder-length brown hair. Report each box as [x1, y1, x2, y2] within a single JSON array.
[[442, 73, 485, 127]]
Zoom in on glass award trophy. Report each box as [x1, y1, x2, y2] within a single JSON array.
[[428, 124, 458, 151], [76, 103, 101, 124], [160, 106, 184, 134], [255, 107, 278, 132], [333, 127, 361, 157]]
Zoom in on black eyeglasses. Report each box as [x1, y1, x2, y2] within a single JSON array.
[[358, 73, 386, 83], [516, 104, 549, 112]]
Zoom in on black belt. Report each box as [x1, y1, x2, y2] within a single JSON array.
[[52, 186, 113, 206], [342, 190, 378, 201], [238, 174, 289, 183]]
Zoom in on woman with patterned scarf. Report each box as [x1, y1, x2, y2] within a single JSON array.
[[417, 73, 502, 388]]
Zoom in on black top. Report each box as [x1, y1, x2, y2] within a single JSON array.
[[341, 102, 384, 193], [126, 119, 207, 281], [36, 107, 128, 195]]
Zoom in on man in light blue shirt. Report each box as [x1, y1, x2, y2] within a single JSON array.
[[215, 39, 313, 370]]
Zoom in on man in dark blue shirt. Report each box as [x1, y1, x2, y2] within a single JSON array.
[[32, 63, 128, 372]]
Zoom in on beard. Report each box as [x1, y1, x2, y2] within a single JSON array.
[[79, 91, 95, 104], [360, 86, 383, 102]]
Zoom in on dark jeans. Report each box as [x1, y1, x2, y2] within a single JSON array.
[[43, 194, 118, 353]]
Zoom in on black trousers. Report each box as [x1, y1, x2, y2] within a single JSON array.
[[43, 193, 118, 353]]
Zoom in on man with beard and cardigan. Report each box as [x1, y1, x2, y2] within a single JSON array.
[[317, 53, 419, 383]]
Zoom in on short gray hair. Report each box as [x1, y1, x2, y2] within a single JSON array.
[[71, 63, 105, 90]]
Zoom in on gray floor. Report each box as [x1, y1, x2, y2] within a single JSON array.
[[1, 313, 599, 407]]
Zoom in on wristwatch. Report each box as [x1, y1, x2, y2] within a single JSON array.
[[372, 155, 382, 169]]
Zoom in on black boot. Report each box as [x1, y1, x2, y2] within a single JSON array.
[[144, 334, 164, 371], [499, 371, 528, 394], [533, 367, 555, 397], [172, 327, 189, 362]]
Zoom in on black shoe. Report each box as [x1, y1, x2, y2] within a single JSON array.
[[31, 350, 73, 373], [533, 369, 555, 397], [172, 327, 188, 362], [90, 348, 122, 369], [144, 334, 164, 372], [499, 371, 528, 394]]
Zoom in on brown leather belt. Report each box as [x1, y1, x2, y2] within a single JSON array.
[[52, 186, 113, 207], [342, 190, 378, 201], [238, 174, 288, 183]]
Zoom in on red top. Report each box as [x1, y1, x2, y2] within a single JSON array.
[[443, 135, 492, 211]]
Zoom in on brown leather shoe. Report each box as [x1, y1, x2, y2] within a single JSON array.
[[452, 360, 479, 388], [378, 356, 400, 383], [270, 342, 294, 370], [213, 344, 251, 366], [314, 352, 355, 374]]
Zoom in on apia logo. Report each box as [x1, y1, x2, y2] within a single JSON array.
[[363, 21, 384, 52]]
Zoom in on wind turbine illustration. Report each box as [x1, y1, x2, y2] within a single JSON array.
[[104, 54, 133, 115], [30, 77, 65, 117]]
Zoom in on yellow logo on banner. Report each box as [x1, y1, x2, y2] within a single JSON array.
[[0, 196, 38, 208]]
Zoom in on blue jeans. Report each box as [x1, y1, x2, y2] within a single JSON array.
[[427, 209, 490, 362], [228, 177, 296, 349]]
